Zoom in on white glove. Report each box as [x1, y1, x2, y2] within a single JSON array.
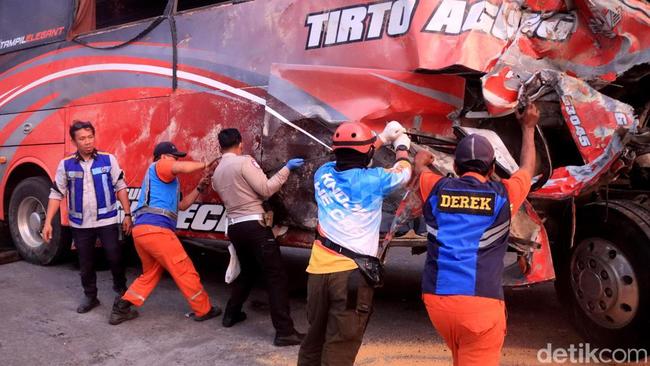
[[378, 120, 406, 144], [225, 244, 241, 284], [393, 134, 411, 150]]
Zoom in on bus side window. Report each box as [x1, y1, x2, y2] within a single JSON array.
[[96, 0, 168, 29], [176, 0, 245, 12], [69, 0, 168, 38]]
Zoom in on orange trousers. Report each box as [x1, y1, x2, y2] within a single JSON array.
[[423, 294, 506, 366], [122, 225, 212, 317]]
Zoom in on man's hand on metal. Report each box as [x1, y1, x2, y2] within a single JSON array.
[[205, 156, 220, 172], [379, 120, 406, 144], [41, 222, 53, 243], [286, 158, 305, 171], [197, 176, 210, 193], [415, 150, 434, 174], [516, 102, 541, 129], [122, 216, 133, 236]]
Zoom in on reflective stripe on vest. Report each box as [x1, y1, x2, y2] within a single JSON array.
[[63, 153, 117, 225], [134, 163, 179, 221], [422, 176, 511, 300]]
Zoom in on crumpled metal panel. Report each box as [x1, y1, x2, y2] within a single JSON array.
[[264, 64, 466, 228], [482, 0, 650, 115], [525, 70, 638, 198]]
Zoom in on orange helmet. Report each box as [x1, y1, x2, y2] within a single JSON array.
[[331, 122, 376, 153]]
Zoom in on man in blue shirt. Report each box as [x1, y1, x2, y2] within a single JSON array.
[[43, 120, 132, 314]]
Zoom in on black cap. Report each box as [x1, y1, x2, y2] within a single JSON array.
[[455, 134, 495, 169], [153, 141, 187, 159]]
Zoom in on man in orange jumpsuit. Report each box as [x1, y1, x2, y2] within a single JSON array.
[[109, 141, 220, 324], [416, 104, 540, 365]]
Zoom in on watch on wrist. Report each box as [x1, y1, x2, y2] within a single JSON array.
[[124, 213, 132, 217], [395, 145, 408, 151]]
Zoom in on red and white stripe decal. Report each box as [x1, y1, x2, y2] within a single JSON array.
[[1, 63, 332, 150]]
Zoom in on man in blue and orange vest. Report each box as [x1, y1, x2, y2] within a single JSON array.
[[109, 141, 220, 325], [415, 103, 540, 366], [43, 120, 133, 314]]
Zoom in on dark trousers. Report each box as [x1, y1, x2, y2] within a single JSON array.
[[226, 220, 295, 336], [298, 269, 375, 366], [71, 224, 126, 298]]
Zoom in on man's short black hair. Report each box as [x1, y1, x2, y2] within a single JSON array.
[[218, 128, 242, 150], [455, 160, 493, 176], [69, 120, 95, 139]]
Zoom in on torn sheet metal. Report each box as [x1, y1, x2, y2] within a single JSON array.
[[264, 64, 466, 228], [482, 0, 650, 115], [526, 70, 638, 198]]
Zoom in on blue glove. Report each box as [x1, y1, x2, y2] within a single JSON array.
[[286, 158, 305, 171]]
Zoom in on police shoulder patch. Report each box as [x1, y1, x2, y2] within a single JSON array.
[[437, 189, 495, 216], [250, 158, 261, 170]]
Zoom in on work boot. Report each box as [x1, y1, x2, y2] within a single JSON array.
[[109, 297, 139, 325], [273, 330, 305, 347], [189, 306, 223, 322], [77, 296, 100, 314], [222, 311, 247, 328]]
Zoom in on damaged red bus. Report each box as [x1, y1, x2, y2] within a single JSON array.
[[1, 0, 649, 348]]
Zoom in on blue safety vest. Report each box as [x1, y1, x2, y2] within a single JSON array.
[[422, 175, 511, 300], [63, 151, 117, 225], [133, 162, 179, 230]]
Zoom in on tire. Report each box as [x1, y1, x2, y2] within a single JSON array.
[[7, 176, 70, 265], [567, 200, 650, 349]]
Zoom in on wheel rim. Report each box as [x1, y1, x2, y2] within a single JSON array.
[[570, 237, 639, 329], [16, 196, 45, 248]]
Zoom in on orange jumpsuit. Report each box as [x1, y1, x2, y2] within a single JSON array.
[[122, 159, 212, 317]]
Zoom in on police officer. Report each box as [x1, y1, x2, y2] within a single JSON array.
[[109, 141, 220, 325], [416, 103, 540, 366], [43, 120, 132, 313], [211, 128, 304, 346], [298, 121, 412, 366]]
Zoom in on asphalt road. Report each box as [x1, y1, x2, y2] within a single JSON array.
[[0, 245, 589, 365]]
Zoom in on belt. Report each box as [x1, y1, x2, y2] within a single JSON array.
[[316, 233, 367, 260], [134, 206, 178, 221], [227, 214, 264, 226]]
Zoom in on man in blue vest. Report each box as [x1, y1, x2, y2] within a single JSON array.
[[109, 141, 220, 325], [416, 103, 540, 366], [43, 120, 133, 314]]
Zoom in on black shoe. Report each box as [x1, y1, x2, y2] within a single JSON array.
[[222, 311, 247, 328], [273, 330, 305, 347], [189, 306, 223, 322], [109, 297, 139, 325], [77, 296, 100, 314]]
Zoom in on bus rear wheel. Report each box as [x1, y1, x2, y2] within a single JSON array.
[[7, 176, 69, 265], [568, 200, 650, 350]]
